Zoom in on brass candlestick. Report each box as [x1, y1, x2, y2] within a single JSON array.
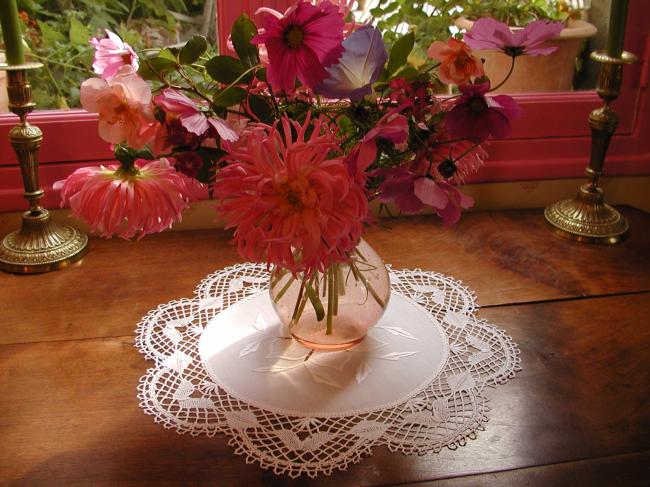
[[544, 50, 637, 244], [0, 62, 88, 273]]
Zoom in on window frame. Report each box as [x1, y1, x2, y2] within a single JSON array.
[[0, 0, 648, 211]]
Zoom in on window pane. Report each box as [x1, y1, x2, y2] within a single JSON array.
[[1, 0, 211, 111]]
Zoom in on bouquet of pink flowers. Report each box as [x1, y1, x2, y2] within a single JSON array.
[[56, 1, 560, 339]]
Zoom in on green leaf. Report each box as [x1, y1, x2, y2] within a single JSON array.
[[138, 56, 176, 80], [212, 86, 247, 107], [248, 94, 274, 123], [205, 55, 249, 84], [69, 17, 90, 46], [37, 20, 65, 43], [158, 48, 178, 62], [231, 14, 259, 67], [386, 31, 414, 75], [179, 35, 208, 65]]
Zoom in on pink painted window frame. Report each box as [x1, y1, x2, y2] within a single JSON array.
[[0, 0, 648, 211]]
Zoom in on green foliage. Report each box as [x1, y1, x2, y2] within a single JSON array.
[[386, 31, 414, 75], [230, 14, 259, 68], [1, 0, 206, 109]]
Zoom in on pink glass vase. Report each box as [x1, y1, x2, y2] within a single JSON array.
[[269, 239, 391, 351]]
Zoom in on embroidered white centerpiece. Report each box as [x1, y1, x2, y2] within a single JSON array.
[[135, 263, 521, 478]]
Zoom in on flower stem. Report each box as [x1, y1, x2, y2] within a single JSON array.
[[326, 267, 334, 335], [489, 56, 516, 92], [350, 261, 386, 309]]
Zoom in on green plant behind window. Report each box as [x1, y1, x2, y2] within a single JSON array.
[[366, 0, 572, 52], [0, 0, 205, 109]]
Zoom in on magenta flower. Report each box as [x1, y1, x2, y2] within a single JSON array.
[[316, 26, 387, 101], [54, 159, 203, 240], [252, 0, 345, 92], [90, 30, 139, 79], [378, 168, 474, 225], [445, 83, 521, 142], [346, 112, 409, 176], [155, 89, 237, 142], [464, 18, 564, 57]]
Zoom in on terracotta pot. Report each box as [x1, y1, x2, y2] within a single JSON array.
[[455, 17, 597, 93]]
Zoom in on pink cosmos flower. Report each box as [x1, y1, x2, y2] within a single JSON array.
[[427, 38, 484, 85], [90, 30, 139, 79], [445, 82, 521, 142], [53, 158, 203, 240], [378, 168, 474, 225], [252, 0, 345, 92], [155, 89, 238, 142], [215, 114, 367, 277], [464, 18, 564, 57], [80, 66, 157, 149], [346, 111, 409, 177]]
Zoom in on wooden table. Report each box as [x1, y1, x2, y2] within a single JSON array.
[[1, 208, 649, 486]]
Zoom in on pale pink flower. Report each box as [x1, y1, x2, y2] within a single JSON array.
[[155, 89, 238, 142], [54, 158, 203, 240], [464, 18, 564, 57], [90, 30, 139, 79], [215, 114, 367, 277], [80, 66, 157, 149]]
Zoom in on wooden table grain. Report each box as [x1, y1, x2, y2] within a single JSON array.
[[1, 207, 649, 486]]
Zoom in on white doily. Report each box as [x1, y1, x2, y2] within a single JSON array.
[[135, 263, 521, 478]]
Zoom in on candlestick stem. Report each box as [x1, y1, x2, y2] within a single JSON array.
[[0, 62, 88, 273], [544, 50, 637, 244]]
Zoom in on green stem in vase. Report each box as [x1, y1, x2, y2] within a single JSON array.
[[270, 268, 288, 290], [273, 274, 296, 303], [304, 279, 325, 322], [350, 261, 386, 309], [290, 279, 306, 322], [326, 267, 334, 335], [332, 265, 339, 317]]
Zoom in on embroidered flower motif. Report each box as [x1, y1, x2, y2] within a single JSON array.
[[54, 158, 203, 239], [90, 30, 139, 79], [252, 0, 345, 92], [464, 18, 564, 57], [427, 38, 484, 85]]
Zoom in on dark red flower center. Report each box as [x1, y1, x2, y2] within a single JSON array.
[[284, 24, 305, 49], [468, 96, 488, 114]]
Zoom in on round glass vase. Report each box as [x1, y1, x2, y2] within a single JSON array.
[[269, 239, 391, 351]]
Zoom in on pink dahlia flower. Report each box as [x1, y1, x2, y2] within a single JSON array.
[[464, 18, 564, 57], [90, 30, 139, 79], [215, 115, 367, 277], [252, 0, 345, 92], [155, 89, 238, 142], [427, 38, 484, 85], [445, 82, 521, 142], [80, 66, 157, 149], [54, 159, 203, 240]]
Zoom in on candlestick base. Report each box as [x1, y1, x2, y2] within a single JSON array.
[[0, 208, 88, 274], [544, 183, 628, 244]]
